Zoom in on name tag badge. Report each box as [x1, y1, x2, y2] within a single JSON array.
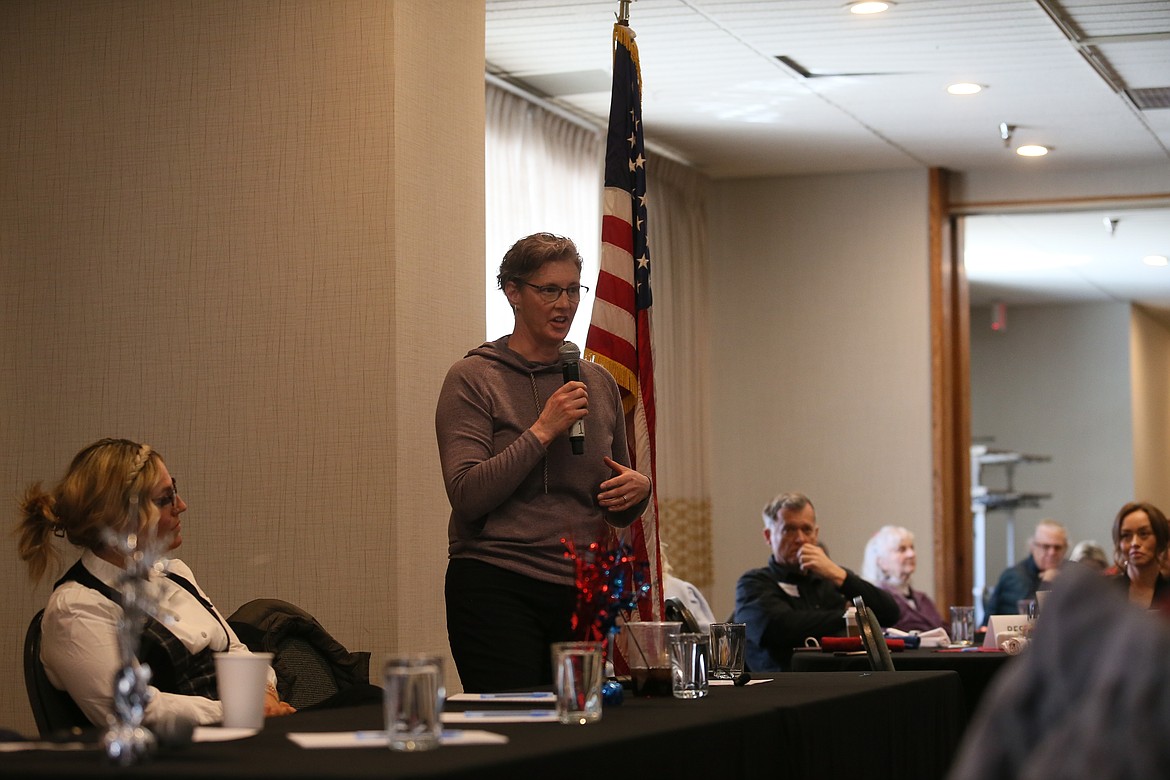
[[779, 582, 800, 598], [984, 614, 1031, 647]]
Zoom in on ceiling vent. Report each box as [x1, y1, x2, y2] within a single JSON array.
[[774, 55, 892, 80], [1127, 87, 1170, 111]]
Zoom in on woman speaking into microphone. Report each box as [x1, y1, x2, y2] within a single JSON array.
[[436, 232, 650, 692]]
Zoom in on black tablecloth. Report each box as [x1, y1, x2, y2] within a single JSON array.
[[1, 672, 963, 780], [789, 647, 1014, 718]]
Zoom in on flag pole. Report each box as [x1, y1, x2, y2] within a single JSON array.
[[615, 0, 634, 27], [590, 0, 662, 636]]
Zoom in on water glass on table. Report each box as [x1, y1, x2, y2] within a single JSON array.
[[949, 606, 976, 646], [383, 654, 445, 751], [708, 622, 746, 680], [551, 641, 604, 724], [669, 633, 710, 699]]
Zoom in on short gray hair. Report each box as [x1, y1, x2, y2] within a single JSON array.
[[762, 492, 814, 527], [1031, 518, 1067, 542]]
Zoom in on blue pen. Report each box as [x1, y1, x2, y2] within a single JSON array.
[[479, 692, 555, 700], [355, 730, 387, 740], [462, 710, 555, 718]]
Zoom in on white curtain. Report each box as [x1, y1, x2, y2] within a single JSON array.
[[484, 81, 714, 590], [644, 153, 714, 589], [485, 83, 603, 347]]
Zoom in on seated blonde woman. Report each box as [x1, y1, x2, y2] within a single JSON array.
[[861, 525, 946, 633], [16, 438, 296, 729]]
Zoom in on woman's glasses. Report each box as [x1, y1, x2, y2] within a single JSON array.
[[153, 480, 179, 510], [521, 282, 589, 303]]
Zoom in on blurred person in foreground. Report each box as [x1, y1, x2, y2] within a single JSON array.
[[734, 492, 898, 671], [861, 525, 947, 633], [16, 438, 295, 729], [984, 519, 1068, 622], [1110, 501, 1170, 612], [436, 232, 650, 692], [947, 561, 1170, 780]]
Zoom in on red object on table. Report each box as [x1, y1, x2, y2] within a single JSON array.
[[820, 636, 905, 652]]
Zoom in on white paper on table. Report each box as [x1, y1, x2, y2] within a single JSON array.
[[0, 740, 96, 752], [194, 727, 260, 742], [441, 709, 558, 724], [885, 627, 951, 648], [447, 692, 556, 704], [287, 729, 508, 749], [709, 678, 772, 686]]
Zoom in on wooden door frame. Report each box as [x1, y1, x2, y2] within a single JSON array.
[[930, 167, 972, 612], [931, 182, 1170, 611]]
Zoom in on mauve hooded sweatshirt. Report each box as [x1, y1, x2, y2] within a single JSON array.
[[435, 336, 645, 586]]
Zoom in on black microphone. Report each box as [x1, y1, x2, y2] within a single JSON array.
[[559, 341, 585, 455]]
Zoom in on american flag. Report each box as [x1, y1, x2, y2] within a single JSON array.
[[585, 21, 662, 623]]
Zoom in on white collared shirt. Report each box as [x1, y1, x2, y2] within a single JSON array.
[[40, 549, 276, 728]]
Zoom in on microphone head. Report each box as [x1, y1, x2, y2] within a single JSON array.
[[558, 341, 581, 362]]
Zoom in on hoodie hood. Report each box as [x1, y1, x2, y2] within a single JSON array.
[[466, 336, 566, 376]]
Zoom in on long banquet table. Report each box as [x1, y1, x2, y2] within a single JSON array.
[[788, 647, 1014, 719], [2, 671, 964, 780]]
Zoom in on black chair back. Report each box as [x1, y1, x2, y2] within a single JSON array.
[[24, 609, 92, 737], [854, 596, 896, 672], [228, 598, 375, 710], [664, 596, 702, 634]]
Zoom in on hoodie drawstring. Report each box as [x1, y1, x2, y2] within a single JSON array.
[[529, 373, 549, 494]]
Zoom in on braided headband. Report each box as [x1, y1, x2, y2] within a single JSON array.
[[125, 442, 153, 489]]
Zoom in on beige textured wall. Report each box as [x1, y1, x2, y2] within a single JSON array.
[[1131, 307, 1170, 512], [0, 1, 485, 735], [705, 170, 935, 623]]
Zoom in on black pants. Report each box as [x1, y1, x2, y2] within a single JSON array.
[[445, 558, 578, 693]]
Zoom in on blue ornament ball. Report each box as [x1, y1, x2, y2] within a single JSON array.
[[601, 680, 624, 706]]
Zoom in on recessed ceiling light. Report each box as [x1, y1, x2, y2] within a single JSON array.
[[1144, 255, 1169, 267], [848, 2, 891, 15], [1016, 144, 1049, 157], [947, 83, 983, 95]]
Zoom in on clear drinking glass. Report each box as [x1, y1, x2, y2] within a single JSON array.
[[669, 633, 710, 699], [551, 641, 604, 724], [949, 606, 976, 646], [708, 622, 746, 680], [383, 654, 444, 751]]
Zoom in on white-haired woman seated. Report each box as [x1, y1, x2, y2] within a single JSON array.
[[861, 525, 946, 633]]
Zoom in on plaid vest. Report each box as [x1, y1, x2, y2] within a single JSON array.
[[54, 560, 220, 700]]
